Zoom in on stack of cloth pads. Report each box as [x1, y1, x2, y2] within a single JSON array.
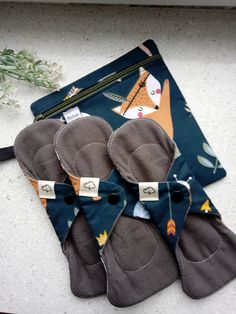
[[14, 116, 236, 307]]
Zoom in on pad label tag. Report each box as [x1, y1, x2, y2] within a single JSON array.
[[38, 180, 56, 199], [63, 106, 82, 123], [79, 177, 100, 197], [139, 182, 159, 201]]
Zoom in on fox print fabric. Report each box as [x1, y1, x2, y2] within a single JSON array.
[[31, 39, 226, 187], [107, 67, 173, 138]]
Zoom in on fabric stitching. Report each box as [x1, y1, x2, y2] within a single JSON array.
[[73, 142, 112, 179], [55, 116, 113, 177], [108, 220, 159, 273], [107, 119, 176, 184], [127, 142, 172, 182], [66, 240, 102, 297]]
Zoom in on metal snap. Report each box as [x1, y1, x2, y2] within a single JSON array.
[[171, 190, 184, 203], [108, 193, 120, 205], [64, 193, 76, 205]]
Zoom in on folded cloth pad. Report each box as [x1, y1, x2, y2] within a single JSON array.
[[54, 116, 179, 307], [107, 118, 236, 299], [14, 120, 106, 298]]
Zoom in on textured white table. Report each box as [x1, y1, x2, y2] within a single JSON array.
[[0, 3, 236, 314]]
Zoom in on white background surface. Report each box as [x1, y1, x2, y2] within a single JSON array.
[[0, 3, 236, 314]]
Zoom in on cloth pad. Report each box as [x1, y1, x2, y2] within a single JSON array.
[[107, 118, 236, 299], [54, 116, 179, 307], [14, 120, 106, 298]]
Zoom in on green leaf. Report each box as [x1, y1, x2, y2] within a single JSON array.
[[4, 49, 14, 54], [0, 48, 62, 93], [0, 72, 6, 81], [197, 156, 214, 168], [203, 142, 216, 157], [34, 60, 42, 66], [0, 56, 8, 65]]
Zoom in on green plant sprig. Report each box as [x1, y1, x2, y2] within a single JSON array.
[[0, 49, 62, 107]]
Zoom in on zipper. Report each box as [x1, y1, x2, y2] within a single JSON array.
[[34, 54, 161, 121]]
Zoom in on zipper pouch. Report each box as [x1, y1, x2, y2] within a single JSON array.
[[31, 39, 226, 187]]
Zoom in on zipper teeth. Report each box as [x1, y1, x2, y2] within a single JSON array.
[[34, 54, 161, 121]]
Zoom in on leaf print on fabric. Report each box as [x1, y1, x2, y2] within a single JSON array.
[[103, 91, 127, 103], [184, 104, 192, 114], [197, 142, 222, 174], [203, 143, 216, 157], [197, 156, 214, 168], [68, 220, 72, 228]]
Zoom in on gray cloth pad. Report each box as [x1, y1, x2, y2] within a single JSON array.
[[107, 118, 236, 299], [14, 120, 67, 182], [54, 116, 179, 307], [14, 119, 106, 298], [107, 118, 175, 183]]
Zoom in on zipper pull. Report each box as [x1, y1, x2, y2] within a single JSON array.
[[34, 113, 45, 122]]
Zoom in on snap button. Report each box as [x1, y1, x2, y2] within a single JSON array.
[[171, 190, 184, 203], [108, 193, 120, 205], [64, 193, 76, 205]]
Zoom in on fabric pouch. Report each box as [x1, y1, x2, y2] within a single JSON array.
[[13, 119, 107, 298], [30, 39, 226, 187], [107, 118, 236, 299]]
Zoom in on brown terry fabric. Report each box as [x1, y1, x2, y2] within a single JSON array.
[[108, 118, 236, 299], [108, 118, 175, 183], [54, 116, 179, 307], [14, 120, 106, 298], [65, 212, 106, 297], [103, 217, 178, 307], [55, 116, 113, 179], [176, 215, 236, 299], [14, 120, 67, 182]]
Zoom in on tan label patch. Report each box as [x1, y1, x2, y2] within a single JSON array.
[[38, 180, 56, 199], [79, 177, 100, 197], [139, 182, 159, 201]]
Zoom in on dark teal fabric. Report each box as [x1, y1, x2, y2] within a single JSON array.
[[46, 182, 78, 244], [45, 152, 220, 253], [106, 154, 220, 252], [45, 180, 127, 250], [77, 181, 126, 250], [31, 39, 226, 187], [143, 154, 220, 252]]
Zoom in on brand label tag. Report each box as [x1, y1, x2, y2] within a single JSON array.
[[139, 182, 159, 201], [38, 180, 56, 199], [63, 106, 82, 123], [79, 177, 100, 197]]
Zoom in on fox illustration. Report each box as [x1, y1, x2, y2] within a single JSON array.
[[104, 67, 173, 138]]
